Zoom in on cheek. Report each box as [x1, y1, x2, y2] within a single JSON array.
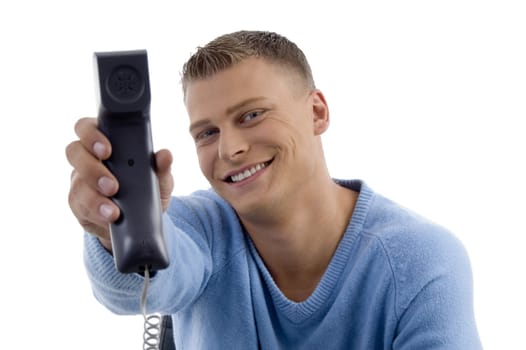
[[197, 148, 215, 179], [269, 118, 307, 152]]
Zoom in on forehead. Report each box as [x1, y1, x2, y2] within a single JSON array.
[[184, 58, 304, 118]]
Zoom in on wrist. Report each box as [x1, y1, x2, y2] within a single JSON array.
[[98, 237, 113, 254]]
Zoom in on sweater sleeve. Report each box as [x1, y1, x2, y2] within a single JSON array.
[[83, 210, 213, 315], [389, 225, 483, 350]]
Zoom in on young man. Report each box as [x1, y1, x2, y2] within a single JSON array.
[[66, 31, 482, 349]]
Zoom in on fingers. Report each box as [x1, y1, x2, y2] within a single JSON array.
[[66, 117, 119, 197], [66, 117, 119, 241], [69, 170, 120, 240], [66, 140, 119, 197], [74, 117, 111, 160], [67, 117, 174, 245], [155, 149, 174, 212]]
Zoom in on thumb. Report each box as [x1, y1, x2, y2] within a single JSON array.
[[155, 149, 174, 211]]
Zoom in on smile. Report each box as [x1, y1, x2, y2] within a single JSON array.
[[226, 160, 272, 183]]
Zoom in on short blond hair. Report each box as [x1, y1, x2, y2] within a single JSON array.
[[181, 30, 315, 96]]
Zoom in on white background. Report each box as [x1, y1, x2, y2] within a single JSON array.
[[1, 0, 524, 348]]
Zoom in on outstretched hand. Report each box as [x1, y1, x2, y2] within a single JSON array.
[[65, 117, 174, 250]]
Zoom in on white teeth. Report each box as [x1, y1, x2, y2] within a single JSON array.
[[230, 162, 267, 183]]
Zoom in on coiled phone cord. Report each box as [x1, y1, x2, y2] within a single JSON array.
[[141, 266, 162, 350]]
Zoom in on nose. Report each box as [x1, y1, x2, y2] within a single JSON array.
[[218, 127, 249, 161]]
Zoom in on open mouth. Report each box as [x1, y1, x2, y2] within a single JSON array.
[[224, 159, 273, 183]]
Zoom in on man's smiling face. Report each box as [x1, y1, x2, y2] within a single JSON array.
[[185, 57, 328, 220]]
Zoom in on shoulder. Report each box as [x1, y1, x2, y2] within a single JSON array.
[[168, 188, 230, 212], [364, 190, 468, 265], [361, 191, 481, 347], [338, 180, 464, 255], [166, 189, 247, 271], [365, 191, 465, 259], [349, 182, 473, 317], [167, 189, 238, 228]]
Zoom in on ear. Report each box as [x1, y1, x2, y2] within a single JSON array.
[[310, 89, 330, 136]]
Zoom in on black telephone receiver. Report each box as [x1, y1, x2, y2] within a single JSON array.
[[94, 50, 169, 274]]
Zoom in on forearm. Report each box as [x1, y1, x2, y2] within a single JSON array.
[[83, 213, 212, 315]]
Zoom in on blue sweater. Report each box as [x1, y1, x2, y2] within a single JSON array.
[[84, 180, 482, 349]]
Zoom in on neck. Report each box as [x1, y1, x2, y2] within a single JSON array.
[[241, 177, 357, 301]]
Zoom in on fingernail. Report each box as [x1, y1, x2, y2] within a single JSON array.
[[98, 176, 116, 195], [93, 142, 106, 159], [99, 204, 114, 219]]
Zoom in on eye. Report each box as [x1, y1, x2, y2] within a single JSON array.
[[195, 128, 219, 144], [240, 110, 263, 124]]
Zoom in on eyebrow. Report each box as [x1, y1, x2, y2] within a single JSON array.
[[189, 119, 212, 135], [189, 96, 267, 134], [225, 96, 267, 115]]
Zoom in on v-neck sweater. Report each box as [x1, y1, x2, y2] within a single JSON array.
[[84, 180, 482, 349]]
